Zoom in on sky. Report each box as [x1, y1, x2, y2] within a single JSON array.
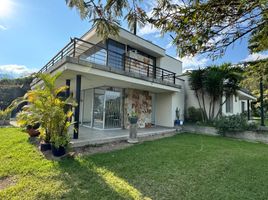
[[0, 0, 267, 78]]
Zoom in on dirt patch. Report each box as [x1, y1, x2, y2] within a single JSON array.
[[73, 131, 178, 156], [73, 140, 133, 156], [0, 176, 16, 191]]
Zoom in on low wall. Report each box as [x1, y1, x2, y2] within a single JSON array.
[[182, 125, 268, 144], [226, 131, 268, 144], [182, 125, 218, 136]]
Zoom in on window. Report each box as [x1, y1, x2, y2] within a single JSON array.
[[226, 95, 233, 113], [107, 39, 125, 69], [241, 101, 245, 113]]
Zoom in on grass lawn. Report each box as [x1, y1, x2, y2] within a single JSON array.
[[1, 128, 268, 199]]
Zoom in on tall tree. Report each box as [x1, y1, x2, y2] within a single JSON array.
[[65, 0, 267, 58], [189, 64, 242, 121]]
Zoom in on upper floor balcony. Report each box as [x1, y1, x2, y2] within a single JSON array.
[[35, 37, 183, 88]]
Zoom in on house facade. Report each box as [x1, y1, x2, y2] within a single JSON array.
[[182, 75, 256, 120], [32, 26, 185, 138]]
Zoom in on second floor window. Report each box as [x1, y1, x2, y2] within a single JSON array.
[[107, 39, 125, 70]]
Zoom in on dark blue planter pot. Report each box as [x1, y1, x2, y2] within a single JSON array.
[[174, 119, 180, 126], [129, 117, 138, 124], [40, 143, 51, 151], [51, 145, 66, 157]]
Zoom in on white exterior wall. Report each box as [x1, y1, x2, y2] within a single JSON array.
[[157, 56, 182, 75], [155, 93, 173, 127], [222, 95, 250, 116], [155, 91, 184, 127]]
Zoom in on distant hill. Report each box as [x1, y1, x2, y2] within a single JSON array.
[[0, 76, 34, 112], [0, 73, 15, 80]]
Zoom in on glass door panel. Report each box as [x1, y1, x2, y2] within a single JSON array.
[[105, 91, 121, 129], [93, 89, 105, 129]]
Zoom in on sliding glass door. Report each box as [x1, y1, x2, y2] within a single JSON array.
[[92, 88, 122, 129], [105, 91, 121, 129]]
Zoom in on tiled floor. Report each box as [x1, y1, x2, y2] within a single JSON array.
[[70, 126, 176, 147]]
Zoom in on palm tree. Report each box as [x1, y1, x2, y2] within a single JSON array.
[[189, 64, 242, 121]]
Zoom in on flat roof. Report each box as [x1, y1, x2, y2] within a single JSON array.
[[80, 25, 168, 53]]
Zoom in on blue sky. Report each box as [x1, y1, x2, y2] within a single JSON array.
[[0, 0, 267, 77]]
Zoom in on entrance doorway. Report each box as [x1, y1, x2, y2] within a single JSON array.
[[92, 87, 122, 129]]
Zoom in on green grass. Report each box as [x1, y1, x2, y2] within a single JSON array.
[[1, 128, 268, 199]]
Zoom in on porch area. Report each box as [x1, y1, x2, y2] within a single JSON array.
[[70, 126, 177, 148]]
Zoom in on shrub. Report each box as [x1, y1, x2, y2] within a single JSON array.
[[215, 114, 257, 135], [0, 108, 11, 121], [187, 107, 203, 122]]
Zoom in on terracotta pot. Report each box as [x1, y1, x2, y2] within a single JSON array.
[[27, 128, 40, 137]]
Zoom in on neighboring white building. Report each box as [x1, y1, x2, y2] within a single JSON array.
[[32, 26, 185, 138], [182, 75, 256, 120]]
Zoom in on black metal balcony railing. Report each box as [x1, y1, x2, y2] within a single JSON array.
[[38, 37, 182, 86]]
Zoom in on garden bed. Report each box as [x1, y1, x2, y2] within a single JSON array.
[[183, 124, 268, 144]]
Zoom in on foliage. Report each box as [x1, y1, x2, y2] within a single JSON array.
[[15, 72, 77, 146], [65, 0, 267, 58], [215, 114, 257, 135], [240, 59, 268, 117], [0, 108, 12, 121], [0, 76, 34, 110], [187, 106, 203, 123], [2, 128, 268, 199], [188, 63, 242, 121]]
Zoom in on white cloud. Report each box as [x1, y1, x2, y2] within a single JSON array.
[[242, 52, 268, 62], [0, 25, 7, 30], [0, 64, 37, 78], [137, 23, 159, 36], [180, 55, 209, 72], [165, 41, 173, 49]]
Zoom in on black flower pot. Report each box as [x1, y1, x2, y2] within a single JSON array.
[[51, 145, 66, 157], [128, 116, 138, 124], [40, 142, 51, 151]]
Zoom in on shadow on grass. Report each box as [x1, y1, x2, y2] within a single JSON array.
[[56, 157, 151, 199]]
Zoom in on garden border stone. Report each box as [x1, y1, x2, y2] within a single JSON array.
[[182, 125, 268, 144]]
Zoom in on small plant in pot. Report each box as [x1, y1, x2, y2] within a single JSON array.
[[50, 132, 70, 157], [174, 108, 180, 126], [128, 111, 138, 124]]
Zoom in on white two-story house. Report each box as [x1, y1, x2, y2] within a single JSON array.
[[32, 26, 185, 139]]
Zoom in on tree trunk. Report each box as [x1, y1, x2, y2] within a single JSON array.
[[201, 89, 208, 121], [194, 90, 205, 121]]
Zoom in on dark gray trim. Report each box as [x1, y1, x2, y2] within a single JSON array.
[[74, 75, 81, 139]]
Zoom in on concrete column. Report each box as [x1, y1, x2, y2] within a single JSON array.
[[73, 75, 81, 139]]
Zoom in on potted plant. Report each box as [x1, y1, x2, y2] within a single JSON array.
[[50, 132, 70, 157], [128, 111, 139, 143], [13, 72, 77, 154], [49, 110, 73, 157], [174, 108, 180, 126], [128, 111, 138, 124]]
